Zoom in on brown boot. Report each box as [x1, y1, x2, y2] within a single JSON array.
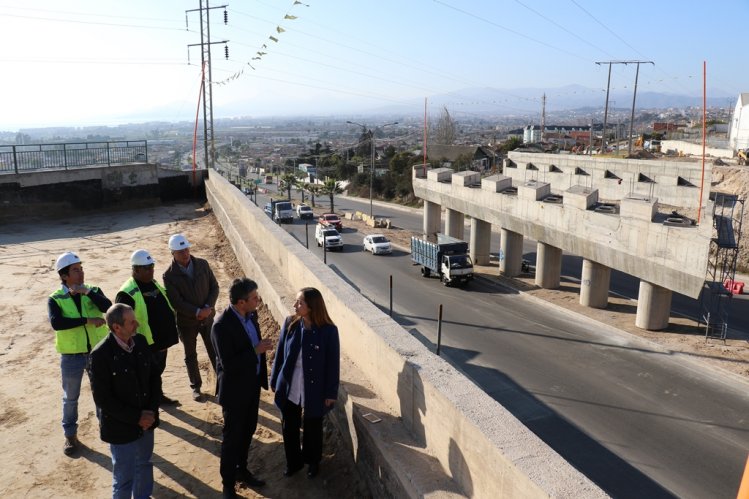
[[63, 435, 79, 456]]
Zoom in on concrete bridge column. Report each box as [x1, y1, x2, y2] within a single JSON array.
[[499, 228, 524, 276], [469, 218, 491, 265], [635, 281, 672, 330], [535, 242, 562, 289], [445, 209, 465, 240], [580, 259, 611, 308], [423, 201, 441, 236]]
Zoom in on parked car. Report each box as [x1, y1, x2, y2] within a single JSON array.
[[363, 234, 392, 255], [297, 204, 314, 220], [315, 224, 343, 251], [318, 213, 342, 231]]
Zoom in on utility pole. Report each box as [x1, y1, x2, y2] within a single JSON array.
[[540, 93, 546, 143], [627, 61, 654, 156], [596, 60, 653, 156], [186, 1, 229, 170]]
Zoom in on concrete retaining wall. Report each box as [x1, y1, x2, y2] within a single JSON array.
[[206, 172, 606, 498], [0, 165, 205, 219]]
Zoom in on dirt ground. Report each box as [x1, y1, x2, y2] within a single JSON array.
[[0, 202, 367, 499]]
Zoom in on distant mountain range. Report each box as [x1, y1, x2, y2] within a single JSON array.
[[367, 85, 737, 117]]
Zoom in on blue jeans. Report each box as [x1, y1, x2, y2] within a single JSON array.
[[110, 429, 155, 499], [60, 353, 88, 437]]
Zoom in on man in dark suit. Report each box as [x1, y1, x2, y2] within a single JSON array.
[[211, 278, 273, 499]]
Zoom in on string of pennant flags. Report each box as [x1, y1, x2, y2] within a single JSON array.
[[214, 0, 308, 86]]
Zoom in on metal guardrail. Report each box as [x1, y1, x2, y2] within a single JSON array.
[[0, 141, 148, 174]]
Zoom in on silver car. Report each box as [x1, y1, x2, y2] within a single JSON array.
[[363, 234, 392, 255]]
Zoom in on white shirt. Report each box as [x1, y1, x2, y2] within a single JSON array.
[[287, 324, 307, 406]]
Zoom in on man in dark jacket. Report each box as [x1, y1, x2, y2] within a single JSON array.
[[90, 303, 161, 499], [163, 234, 219, 402], [116, 249, 179, 405], [211, 278, 273, 499]]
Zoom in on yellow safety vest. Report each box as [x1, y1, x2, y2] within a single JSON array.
[[49, 287, 108, 354], [118, 277, 174, 346]]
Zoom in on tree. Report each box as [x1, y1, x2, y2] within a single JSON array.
[[433, 106, 456, 145], [320, 178, 343, 212], [306, 183, 322, 208], [280, 173, 297, 200]]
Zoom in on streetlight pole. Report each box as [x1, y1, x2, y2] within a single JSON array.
[[347, 120, 397, 218]]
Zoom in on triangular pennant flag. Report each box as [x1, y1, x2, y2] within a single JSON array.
[[284, 14, 297, 20], [269, 36, 278, 42], [276, 26, 285, 33]]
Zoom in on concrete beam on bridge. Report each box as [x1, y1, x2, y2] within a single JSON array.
[[580, 259, 612, 309], [445, 208, 465, 239], [535, 242, 562, 289], [470, 218, 491, 265], [635, 280, 673, 330], [423, 200, 440, 236], [500, 228, 524, 276]]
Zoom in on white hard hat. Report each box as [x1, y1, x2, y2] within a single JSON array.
[[131, 249, 156, 266], [168, 234, 192, 251], [55, 252, 81, 272]]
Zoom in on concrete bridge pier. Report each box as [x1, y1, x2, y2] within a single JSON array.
[[445, 208, 465, 240], [535, 242, 562, 289], [423, 201, 441, 236], [635, 281, 673, 330], [580, 259, 611, 308], [499, 228, 524, 276], [469, 218, 491, 265]]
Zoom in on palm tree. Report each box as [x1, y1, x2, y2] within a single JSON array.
[[320, 178, 343, 212], [280, 173, 297, 200], [306, 183, 321, 208], [294, 176, 307, 203]]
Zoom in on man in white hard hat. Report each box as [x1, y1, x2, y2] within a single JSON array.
[[47, 251, 112, 456], [116, 249, 180, 405], [163, 233, 219, 402]]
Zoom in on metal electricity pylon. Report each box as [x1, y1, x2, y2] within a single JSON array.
[[186, 1, 228, 170]]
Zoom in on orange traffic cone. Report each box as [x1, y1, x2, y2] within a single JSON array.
[[738, 455, 749, 499]]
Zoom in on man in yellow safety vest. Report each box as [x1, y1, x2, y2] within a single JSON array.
[[47, 251, 112, 456]]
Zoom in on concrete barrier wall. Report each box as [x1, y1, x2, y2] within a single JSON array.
[[206, 172, 606, 498], [661, 140, 733, 159]]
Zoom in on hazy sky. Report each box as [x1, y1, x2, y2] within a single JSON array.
[[0, 0, 745, 130]]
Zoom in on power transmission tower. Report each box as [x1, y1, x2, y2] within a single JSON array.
[[540, 93, 546, 143], [186, 1, 229, 170], [595, 60, 654, 155]]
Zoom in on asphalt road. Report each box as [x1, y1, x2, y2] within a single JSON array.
[[246, 177, 749, 498]]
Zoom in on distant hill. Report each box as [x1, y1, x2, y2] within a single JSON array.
[[368, 85, 736, 117]]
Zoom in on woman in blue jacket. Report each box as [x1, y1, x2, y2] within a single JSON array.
[[270, 287, 340, 479]]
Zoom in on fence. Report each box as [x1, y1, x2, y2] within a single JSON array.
[[0, 141, 148, 174]]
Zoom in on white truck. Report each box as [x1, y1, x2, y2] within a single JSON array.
[[315, 224, 343, 251]]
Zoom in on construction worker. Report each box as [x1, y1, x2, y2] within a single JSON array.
[[116, 249, 179, 405], [163, 234, 219, 402], [47, 251, 112, 456]]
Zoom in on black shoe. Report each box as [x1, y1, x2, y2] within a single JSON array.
[[283, 463, 304, 477], [236, 468, 265, 487], [222, 486, 238, 499], [192, 388, 203, 402], [63, 435, 79, 456], [307, 462, 319, 479], [161, 394, 179, 405]]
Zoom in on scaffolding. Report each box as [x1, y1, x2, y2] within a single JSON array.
[[700, 192, 744, 340]]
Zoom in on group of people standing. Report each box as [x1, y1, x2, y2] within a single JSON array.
[[47, 235, 340, 499]]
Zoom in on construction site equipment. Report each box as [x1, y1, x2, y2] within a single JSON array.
[[738, 149, 749, 166], [699, 193, 745, 340]]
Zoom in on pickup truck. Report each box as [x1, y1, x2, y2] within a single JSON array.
[[297, 204, 314, 220], [315, 224, 343, 251], [318, 213, 342, 231], [411, 234, 474, 287]]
